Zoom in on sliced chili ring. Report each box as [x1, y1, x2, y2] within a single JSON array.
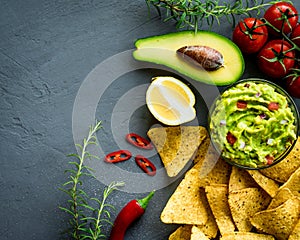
[[135, 155, 156, 176], [104, 150, 132, 163], [126, 133, 153, 150]]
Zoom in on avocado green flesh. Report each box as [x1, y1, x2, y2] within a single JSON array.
[[209, 82, 297, 168], [133, 31, 244, 86]]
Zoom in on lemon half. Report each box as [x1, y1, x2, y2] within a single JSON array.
[[146, 76, 196, 126]]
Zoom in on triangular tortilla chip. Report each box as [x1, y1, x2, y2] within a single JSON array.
[[267, 188, 294, 209], [193, 155, 231, 188], [260, 137, 300, 183], [169, 225, 192, 240], [194, 188, 219, 239], [220, 232, 275, 240], [193, 137, 230, 182], [229, 166, 258, 192], [247, 170, 279, 197], [278, 166, 300, 197], [250, 197, 300, 240], [161, 168, 209, 225], [228, 187, 271, 232], [193, 137, 213, 164], [148, 126, 207, 177], [289, 219, 300, 240], [191, 226, 210, 240], [205, 184, 235, 235]]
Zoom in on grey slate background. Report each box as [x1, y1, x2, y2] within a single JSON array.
[[1, 0, 300, 239]]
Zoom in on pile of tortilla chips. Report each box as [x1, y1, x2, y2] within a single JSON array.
[[149, 126, 300, 240]]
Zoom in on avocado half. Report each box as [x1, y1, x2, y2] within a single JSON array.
[[133, 31, 245, 86]]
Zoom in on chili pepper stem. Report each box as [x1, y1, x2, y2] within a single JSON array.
[[109, 190, 155, 240], [137, 190, 155, 210]]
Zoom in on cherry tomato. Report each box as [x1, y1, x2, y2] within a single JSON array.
[[226, 132, 237, 145], [290, 24, 300, 48], [232, 18, 268, 54], [268, 102, 279, 111], [257, 39, 295, 79], [264, 2, 298, 35], [236, 100, 247, 109], [266, 155, 274, 165], [286, 73, 300, 98]]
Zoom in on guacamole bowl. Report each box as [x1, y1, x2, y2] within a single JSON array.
[[208, 78, 299, 170]]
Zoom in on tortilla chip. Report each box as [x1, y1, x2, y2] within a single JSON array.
[[247, 170, 279, 197], [250, 197, 300, 240], [260, 137, 300, 183], [289, 219, 300, 240], [169, 225, 192, 240], [229, 166, 258, 192], [268, 188, 294, 209], [205, 184, 235, 235], [220, 232, 275, 240], [193, 137, 215, 165], [228, 187, 271, 232], [147, 126, 207, 177], [190, 226, 210, 240], [161, 168, 209, 225], [191, 134, 232, 188], [194, 188, 219, 239], [193, 156, 231, 188], [278, 166, 300, 197]]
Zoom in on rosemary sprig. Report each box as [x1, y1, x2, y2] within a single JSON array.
[[59, 121, 124, 239], [80, 181, 125, 240], [146, 0, 291, 31]]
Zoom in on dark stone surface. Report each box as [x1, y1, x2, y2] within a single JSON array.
[[1, 1, 299, 239]]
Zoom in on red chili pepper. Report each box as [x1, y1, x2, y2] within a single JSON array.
[[109, 191, 155, 240], [104, 150, 132, 163], [135, 155, 156, 176], [125, 133, 153, 150]]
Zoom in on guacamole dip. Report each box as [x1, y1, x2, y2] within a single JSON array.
[[210, 81, 297, 168]]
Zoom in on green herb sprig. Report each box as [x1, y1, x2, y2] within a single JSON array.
[[59, 120, 124, 240], [146, 0, 290, 31]]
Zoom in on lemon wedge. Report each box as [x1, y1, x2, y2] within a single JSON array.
[[146, 76, 196, 126]]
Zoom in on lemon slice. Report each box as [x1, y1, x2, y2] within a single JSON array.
[[146, 76, 196, 126]]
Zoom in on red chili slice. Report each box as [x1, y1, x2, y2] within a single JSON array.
[[104, 150, 132, 163], [135, 155, 156, 176], [268, 102, 279, 111], [126, 133, 153, 150], [237, 100, 247, 109], [226, 132, 237, 145]]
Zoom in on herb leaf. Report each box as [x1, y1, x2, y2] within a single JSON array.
[[59, 120, 124, 239], [146, 0, 291, 31]]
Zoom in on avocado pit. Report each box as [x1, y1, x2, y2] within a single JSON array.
[[177, 45, 224, 71]]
